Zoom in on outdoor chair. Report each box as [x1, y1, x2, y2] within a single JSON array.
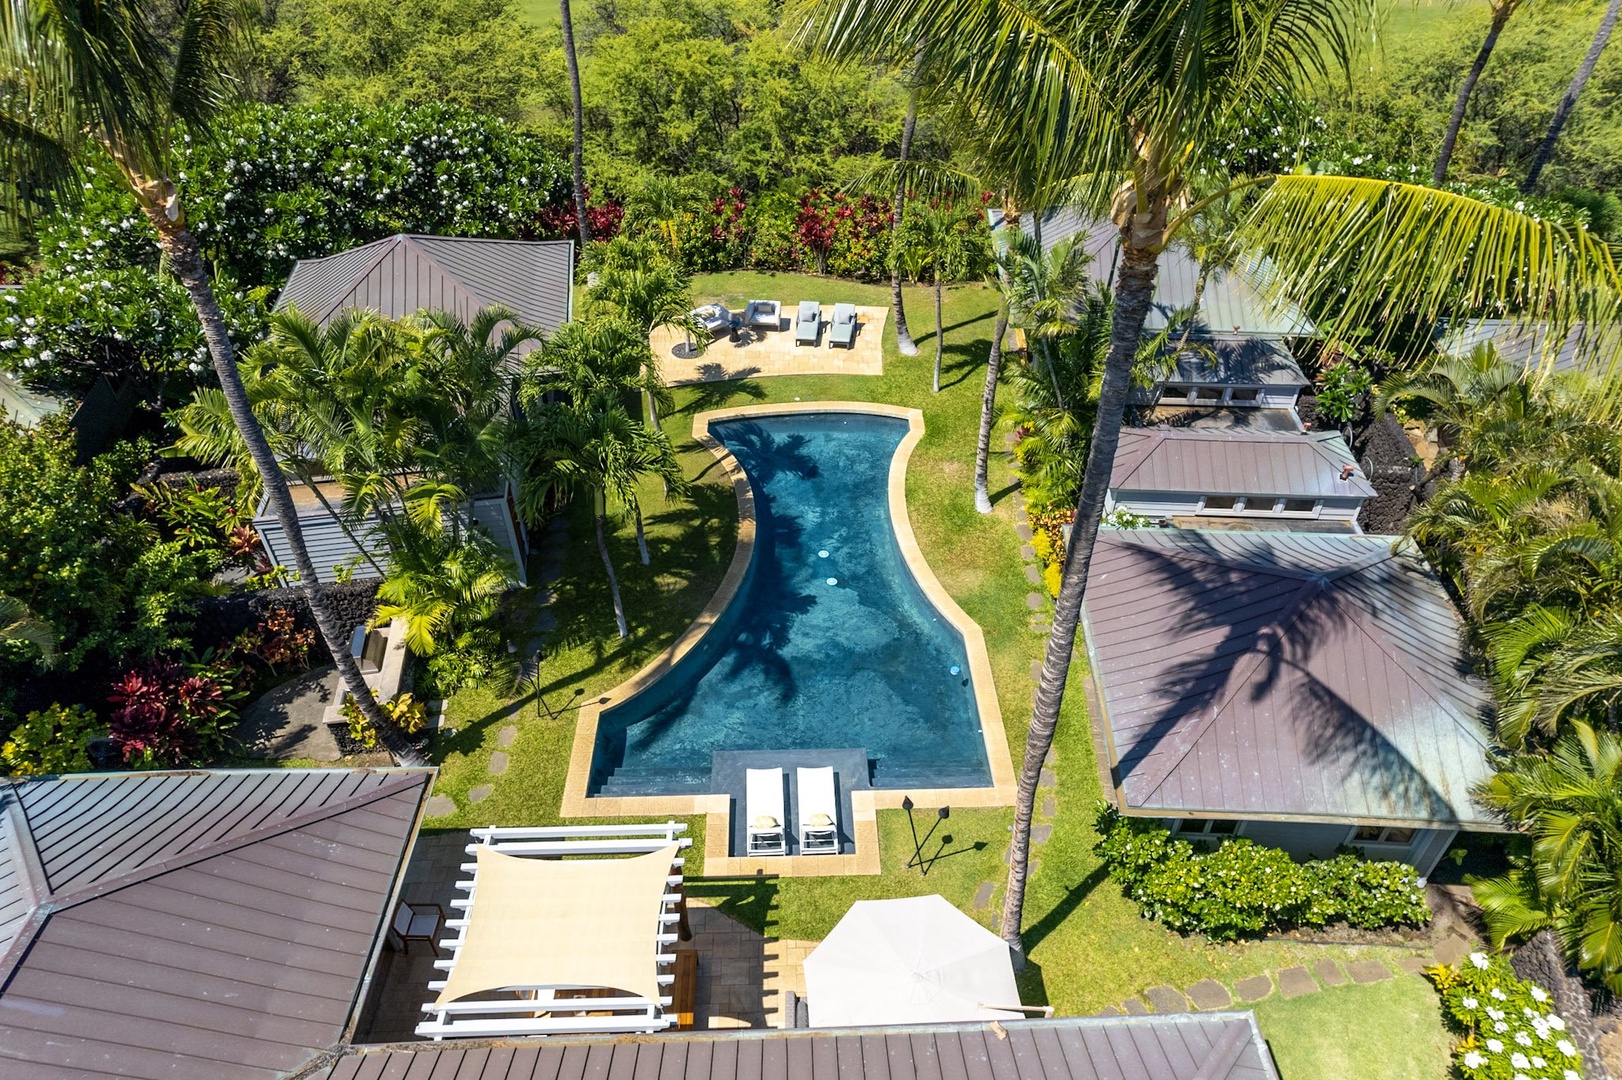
[[829, 303, 857, 348], [796, 766, 840, 854], [692, 303, 732, 337], [744, 299, 782, 331], [390, 899, 445, 956], [795, 301, 821, 346], [746, 767, 787, 856]]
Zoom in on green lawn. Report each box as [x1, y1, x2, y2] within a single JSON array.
[[422, 270, 1444, 1042], [514, 0, 559, 28], [1254, 976, 1453, 1080]]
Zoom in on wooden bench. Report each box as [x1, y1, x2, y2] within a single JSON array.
[[671, 949, 698, 1030]]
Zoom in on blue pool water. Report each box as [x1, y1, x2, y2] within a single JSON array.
[[589, 413, 992, 796]]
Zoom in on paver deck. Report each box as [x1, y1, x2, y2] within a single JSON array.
[[653, 305, 888, 384]]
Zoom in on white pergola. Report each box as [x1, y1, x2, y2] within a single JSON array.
[[416, 821, 692, 1040]]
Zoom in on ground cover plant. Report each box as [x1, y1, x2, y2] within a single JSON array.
[[1427, 952, 1586, 1080]]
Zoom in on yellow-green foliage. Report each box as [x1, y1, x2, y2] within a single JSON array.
[[3, 704, 102, 775], [1044, 561, 1063, 598]]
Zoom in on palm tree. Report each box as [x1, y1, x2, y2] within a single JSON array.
[[0, 0, 417, 760], [1474, 720, 1622, 991], [1523, 0, 1622, 192], [560, 0, 590, 243], [1435, 0, 1526, 185], [803, 0, 1622, 961], [973, 235, 1014, 514], [890, 45, 925, 358], [583, 245, 694, 431], [0, 592, 56, 669], [375, 529, 515, 656]]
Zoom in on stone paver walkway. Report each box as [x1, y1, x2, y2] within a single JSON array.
[[653, 305, 888, 385]]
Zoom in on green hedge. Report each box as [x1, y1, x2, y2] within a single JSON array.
[[1093, 805, 1432, 941]]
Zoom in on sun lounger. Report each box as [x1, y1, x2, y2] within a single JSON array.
[[693, 303, 732, 337], [795, 301, 821, 346], [744, 300, 782, 331], [796, 766, 839, 854], [746, 768, 787, 856], [829, 303, 857, 348]]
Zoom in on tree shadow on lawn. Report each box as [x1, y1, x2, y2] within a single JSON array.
[[1021, 863, 1110, 954], [934, 343, 989, 391], [677, 377, 769, 416]]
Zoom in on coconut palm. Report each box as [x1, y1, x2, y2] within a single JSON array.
[[0, 592, 56, 669], [1436, 0, 1527, 185], [1474, 720, 1622, 992], [1523, 0, 1622, 192], [374, 528, 515, 657], [0, 0, 417, 759], [890, 45, 926, 358], [803, 0, 1622, 959], [560, 0, 590, 242]]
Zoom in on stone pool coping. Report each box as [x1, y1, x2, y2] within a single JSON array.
[[560, 401, 1016, 877]]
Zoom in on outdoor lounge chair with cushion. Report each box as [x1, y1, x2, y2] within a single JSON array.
[[692, 303, 732, 337], [829, 303, 857, 348], [746, 767, 787, 856], [744, 300, 782, 331], [796, 766, 839, 854], [795, 301, 821, 346]]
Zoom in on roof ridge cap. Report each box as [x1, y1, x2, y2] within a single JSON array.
[[307, 236, 404, 326], [40, 771, 430, 914], [394, 235, 497, 313]]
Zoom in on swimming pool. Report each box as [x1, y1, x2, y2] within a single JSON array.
[[587, 411, 994, 796]]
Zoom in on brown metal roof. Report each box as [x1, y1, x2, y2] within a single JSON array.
[[0, 768, 432, 1080], [1111, 429, 1376, 499], [276, 234, 574, 334], [317, 1015, 1278, 1080], [1082, 530, 1496, 827]]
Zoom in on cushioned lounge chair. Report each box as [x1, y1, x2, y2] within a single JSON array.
[[796, 766, 839, 855], [829, 303, 857, 348], [693, 303, 732, 337], [746, 768, 787, 856], [795, 301, 821, 346], [745, 300, 782, 331]]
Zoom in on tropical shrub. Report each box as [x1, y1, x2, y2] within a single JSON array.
[[1314, 361, 1373, 425], [139, 480, 262, 571], [232, 607, 316, 674], [1094, 806, 1431, 940], [2, 704, 104, 776], [106, 655, 246, 769], [342, 691, 429, 750], [1427, 953, 1584, 1080]]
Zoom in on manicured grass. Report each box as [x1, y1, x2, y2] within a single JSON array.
[[513, 0, 560, 28], [1253, 975, 1453, 1080], [422, 269, 1431, 1029]]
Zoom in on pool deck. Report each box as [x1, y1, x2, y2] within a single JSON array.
[[651, 305, 889, 384], [559, 402, 1017, 878]]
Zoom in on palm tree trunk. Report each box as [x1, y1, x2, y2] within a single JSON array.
[[300, 470, 389, 578], [560, 0, 591, 244], [146, 214, 423, 767], [1436, 1, 1515, 185], [634, 502, 650, 565], [932, 270, 944, 392], [999, 241, 1162, 963], [595, 495, 628, 637], [974, 310, 1009, 514], [891, 97, 920, 357], [1524, 0, 1622, 192]]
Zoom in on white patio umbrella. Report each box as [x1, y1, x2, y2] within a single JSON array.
[[802, 895, 1024, 1027]]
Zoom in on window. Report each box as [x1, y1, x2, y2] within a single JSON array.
[[1194, 387, 1224, 402], [1174, 819, 1239, 836], [1352, 826, 1417, 846], [1160, 385, 1193, 403], [1240, 496, 1281, 514], [1281, 498, 1319, 514], [1228, 388, 1260, 403], [1201, 496, 1239, 512]]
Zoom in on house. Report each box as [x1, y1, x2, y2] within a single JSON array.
[[1433, 317, 1620, 374], [0, 767, 434, 1080], [1136, 336, 1311, 412], [319, 1014, 1280, 1080], [1081, 529, 1497, 874], [253, 476, 529, 584], [276, 233, 575, 341], [1108, 428, 1374, 528], [990, 207, 1316, 338]]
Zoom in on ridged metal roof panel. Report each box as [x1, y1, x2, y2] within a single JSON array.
[[1111, 429, 1375, 498]]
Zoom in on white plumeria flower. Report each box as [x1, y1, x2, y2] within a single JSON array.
[[38, 349, 53, 362], [1491, 988, 1508, 1001], [1487, 1039, 1504, 1053], [1488, 1008, 1505, 1021], [1512, 1053, 1531, 1069], [1496, 1021, 1509, 1033], [1462, 1051, 1486, 1069], [1463, 997, 1479, 1009], [1531, 987, 1549, 1002], [1568, 1071, 1582, 1080], [1515, 1032, 1533, 1047], [1558, 1040, 1577, 1057], [1548, 1015, 1565, 1031], [1532, 1058, 1545, 1069]]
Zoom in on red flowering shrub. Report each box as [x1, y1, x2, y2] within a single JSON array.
[[233, 606, 315, 673], [678, 189, 749, 271], [107, 657, 243, 768], [792, 189, 892, 280], [537, 190, 624, 243]]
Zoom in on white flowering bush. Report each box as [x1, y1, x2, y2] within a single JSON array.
[[1427, 952, 1584, 1080]]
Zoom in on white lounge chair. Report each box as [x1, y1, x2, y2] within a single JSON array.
[[794, 301, 821, 346], [693, 303, 732, 337], [796, 766, 839, 855], [829, 303, 857, 348], [746, 768, 787, 856], [744, 299, 782, 331]]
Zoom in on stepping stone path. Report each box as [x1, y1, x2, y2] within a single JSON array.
[[1016, 523, 1034, 541], [1041, 796, 1056, 817], [1020, 544, 1036, 560], [487, 751, 509, 776], [1026, 593, 1044, 610], [1398, 956, 1429, 976], [1277, 967, 1318, 999], [1145, 986, 1190, 1014], [1236, 976, 1274, 1002], [1030, 661, 1044, 682], [1024, 564, 1043, 585], [1434, 933, 1473, 966], [1030, 824, 1053, 845], [1039, 768, 1057, 788], [1347, 960, 1392, 984], [1314, 959, 1348, 987], [467, 784, 493, 804], [1186, 980, 1231, 1010], [972, 882, 995, 911], [424, 794, 456, 818], [497, 725, 517, 748], [1122, 998, 1150, 1016]]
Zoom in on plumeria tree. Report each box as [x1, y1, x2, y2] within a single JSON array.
[[803, 0, 1622, 961]]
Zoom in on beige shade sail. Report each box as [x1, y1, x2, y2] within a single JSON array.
[[434, 843, 679, 1006]]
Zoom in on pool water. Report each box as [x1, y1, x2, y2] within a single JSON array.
[[588, 413, 993, 796]]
